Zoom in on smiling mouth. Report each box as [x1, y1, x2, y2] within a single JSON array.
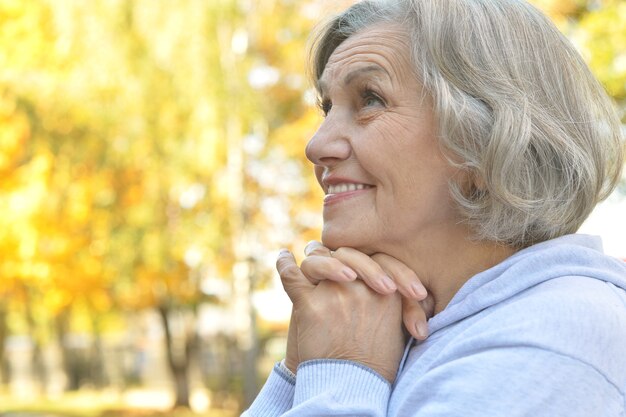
[[326, 183, 374, 194]]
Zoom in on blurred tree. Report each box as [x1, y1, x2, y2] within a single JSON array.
[[2, 0, 323, 408], [530, 0, 626, 116]]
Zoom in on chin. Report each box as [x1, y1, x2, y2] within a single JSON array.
[[321, 227, 377, 255]]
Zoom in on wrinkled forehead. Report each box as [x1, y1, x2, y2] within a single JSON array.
[[317, 24, 414, 93]]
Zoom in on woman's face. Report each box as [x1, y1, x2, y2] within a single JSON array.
[[306, 24, 463, 253]]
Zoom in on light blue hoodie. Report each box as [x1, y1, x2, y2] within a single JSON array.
[[243, 234, 626, 416]]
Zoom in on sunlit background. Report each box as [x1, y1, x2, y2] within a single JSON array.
[[0, 0, 624, 415]]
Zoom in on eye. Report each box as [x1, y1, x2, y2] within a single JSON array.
[[320, 98, 332, 116], [361, 89, 385, 108]]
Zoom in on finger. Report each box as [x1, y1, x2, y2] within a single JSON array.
[[276, 250, 314, 304], [420, 292, 436, 320], [401, 295, 429, 340], [371, 253, 427, 301], [302, 241, 358, 284], [301, 255, 358, 284], [304, 240, 332, 257], [332, 247, 397, 295]]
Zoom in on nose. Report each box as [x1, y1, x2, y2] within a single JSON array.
[[305, 113, 352, 167]]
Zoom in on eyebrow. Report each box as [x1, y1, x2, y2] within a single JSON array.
[[317, 65, 390, 94]]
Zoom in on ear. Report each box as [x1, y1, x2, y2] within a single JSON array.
[[458, 168, 486, 197], [471, 171, 486, 192]]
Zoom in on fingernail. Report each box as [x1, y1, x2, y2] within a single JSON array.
[[381, 276, 397, 291], [342, 267, 358, 281], [415, 321, 429, 339], [411, 283, 427, 299], [279, 248, 290, 255], [303, 241, 316, 255]]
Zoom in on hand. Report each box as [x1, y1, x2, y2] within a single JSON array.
[[284, 309, 298, 375], [300, 241, 435, 340], [277, 250, 404, 383], [283, 244, 365, 373]]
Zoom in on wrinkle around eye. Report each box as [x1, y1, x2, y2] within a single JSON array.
[[357, 106, 386, 124]]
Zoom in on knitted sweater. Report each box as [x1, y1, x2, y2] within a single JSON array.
[[243, 234, 626, 416]]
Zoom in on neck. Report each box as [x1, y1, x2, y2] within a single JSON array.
[[382, 226, 516, 315]]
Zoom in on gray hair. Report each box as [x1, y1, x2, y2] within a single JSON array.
[[309, 0, 624, 248]]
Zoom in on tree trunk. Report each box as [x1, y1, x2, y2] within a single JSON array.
[[24, 291, 46, 393], [242, 293, 259, 408], [172, 364, 190, 408], [157, 304, 195, 409], [55, 309, 77, 391], [89, 308, 107, 388], [0, 304, 10, 386]]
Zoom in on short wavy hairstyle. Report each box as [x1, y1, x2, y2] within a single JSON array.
[[309, 0, 624, 248]]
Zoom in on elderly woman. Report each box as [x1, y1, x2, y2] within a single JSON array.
[[244, 0, 626, 415]]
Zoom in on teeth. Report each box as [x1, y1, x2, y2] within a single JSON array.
[[327, 183, 371, 194]]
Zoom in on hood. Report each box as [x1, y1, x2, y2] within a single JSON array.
[[428, 234, 626, 335]]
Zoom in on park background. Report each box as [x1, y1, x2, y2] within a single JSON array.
[[0, 0, 624, 415]]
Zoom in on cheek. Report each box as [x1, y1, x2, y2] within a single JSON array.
[[371, 134, 455, 213], [366, 109, 438, 155], [366, 115, 442, 181]]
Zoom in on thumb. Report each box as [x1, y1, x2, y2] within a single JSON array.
[[276, 249, 314, 304]]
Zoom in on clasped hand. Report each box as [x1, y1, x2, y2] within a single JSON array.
[[276, 242, 434, 383]]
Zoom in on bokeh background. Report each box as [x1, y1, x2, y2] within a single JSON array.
[[0, 0, 624, 415]]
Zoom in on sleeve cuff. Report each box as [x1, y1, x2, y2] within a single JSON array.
[[278, 359, 296, 380], [242, 362, 295, 416], [293, 359, 391, 415]]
